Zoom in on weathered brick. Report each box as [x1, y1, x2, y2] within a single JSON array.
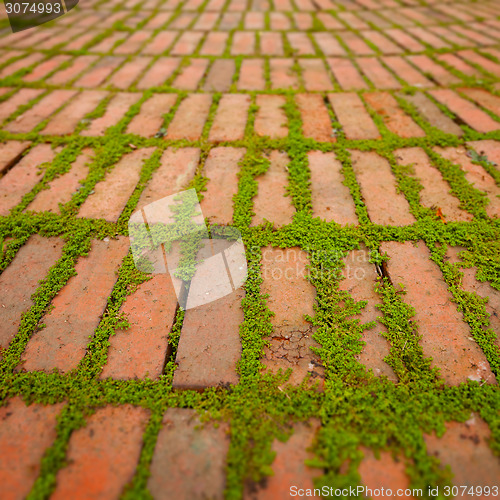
[[255, 95, 288, 139], [200, 32, 229, 56], [364, 92, 425, 138], [460, 88, 500, 119], [203, 59, 235, 92], [209, 94, 250, 142], [269, 58, 297, 90], [407, 27, 450, 49], [148, 409, 229, 498], [82, 92, 141, 136], [358, 449, 411, 492], [0, 140, 30, 175], [357, 57, 401, 90], [466, 139, 500, 173], [327, 57, 367, 90], [0, 398, 63, 500], [27, 149, 92, 213], [381, 240, 495, 385], [166, 93, 212, 140], [5, 90, 77, 134], [172, 58, 209, 90], [0, 53, 43, 79], [350, 150, 415, 226], [231, 31, 256, 55], [90, 32, 128, 53], [287, 32, 315, 55], [407, 55, 460, 86], [142, 31, 177, 55], [385, 28, 425, 52], [308, 150, 358, 225], [127, 94, 177, 137], [313, 32, 345, 56], [21, 238, 129, 373], [436, 53, 482, 79], [108, 57, 151, 89], [51, 405, 149, 500], [79, 148, 155, 221], [136, 57, 179, 88], [0, 236, 64, 350], [47, 55, 99, 85], [382, 56, 432, 87], [343, 31, 374, 56], [201, 147, 245, 225], [458, 50, 500, 78], [193, 12, 218, 30], [171, 31, 204, 56], [395, 147, 472, 222], [75, 56, 124, 88], [260, 247, 323, 385], [301, 59, 334, 91], [0, 144, 58, 215], [260, 32, 284, 56], [362, 31, 403, 55], [429, 89, 500, 134], [24, 55, 70, 82], [271, 11, 292, 29], [253, 151, 294, 227], [296, 94, 333, 142], [114, 30, 150, 54], [238, 59, 265, 91], [328, 93, 380, 140]]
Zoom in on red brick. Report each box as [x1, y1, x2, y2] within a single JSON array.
[[137, 147, 200, 211], [127, 94, 177, 137], [364, 92, 425, 138], [357, 57, 401, 90], [193, 12, 218, 30], [238, 59, 265, 90], [82, 92, 141, 136], [204, 59, 235, 92], [219, 12, 241, 30], [148, 409, 229, 498], [436, 53, 482, 79], [436, 146, 500, 219], [296, 94, 333, 142], [114, 30, 150, 54], [201, 147, 245, 225], [424, 416, 500, 487], [452, 25, 495, 46], [328, 93, 379, 140], [260, 32, 283, 56], [75, 56, 124, 88], [308, 150, 358, 225], [108, 57, 151, 89], [5, 90, 77, 134], [396, 147, 472, 222], [0, 144, 58, 215], [270, 58, 298, 89], [362, 31, 403, 55], [271, 12, 292, 29], [342, 31, 375, 56], [399, 92, 463, 136], [209, 94, 250, 142], [169, 12, 196, 29], [90, 32, 128, 53], [246, 421, 322, 499], [142, 31, 177, 55], [0, 398, 63, 500], [350, 150, 415, 226], [245, 11, 264, 29], [231, 31, 256, 55], [21, 238, 129, 373], [42, 90, 107, 136], [101, 273, 178, 379], [385, 28, 425, 52], [381, 240, 495, 385], [466, 139, 500, 172], [382, 56, 432, 87], [172, 58, 209, 90], [24, 55, 70, 82], [313, 32, 345, 56], [27, 149, 92, 213], [407, 55, 460, 86], [359, 449, 411, 492], [429, 89, 500, 134], [255, 95, 288, 139], [200, 32, 229, 56], [460, 88, 500, 119], [65, 32, 98, 51], [47, 56, 99, 85], [0, 52, 43, 79], [301, 59, 334, 91], [337, 12, 369, 30], [0, 140, 30, 175], [260, 247, 323, 385], [0, 236, 64, 350], [327, 57, 367, 90], [407, 27, 450, 49], [170, 31, 204, 56], [51, 405, 149, 500], [79, 148, 155, 221], [287, 32, 315, 55], [253, 151, 294, 227], [166, 94, 212, 141], [429, 26, 472, 47], [136, 57, 179, 88]]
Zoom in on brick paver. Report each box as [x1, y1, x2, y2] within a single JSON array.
[[1, 0, 500, 495]]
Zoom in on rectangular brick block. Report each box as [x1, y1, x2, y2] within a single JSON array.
[[200, 32, 229, 56], [47, 56, 99, 85], [313, 33, 345, 56], [287, 32, 315, 55], [382, 56, 432, 87], [460, 88, 500, 119], [79, 148, 156, 222], [75, 56, 124, 88], [0, 89, 43, 123], [166, 94, 212, 141], [148, 409, 229, 499], [0, 140, 30, 175], [127, 94, 177, 137], [350, 150, 415, 226], [296, 94, 333, 142], [252, 151, 294, 227], [0, 53, 43, 79], [108, 57, 152, 89], [51, 406, 149, 500], [24, 55, 70, 82], [327, 57, 367, 91], [142, 31, 177, 55], [381, 240, 495, 385], [200, 147, 245, 225], [231, 31, 256, 55], [270, 58, 298, 89], [114, 30, 150, 54], [342, 31, 374, 56], [458, 50, 500, 78], [136, 57, 179, 89], [21, 238, 130, 373], [308, 150, 358, 225], [407, 55, 460, 86], [328, 93, 379, 140], [238, 59, 265, 91], [260, 32, 284, 56], [357, 57, 401, 90], [260, 247, 323, 386], [300, 59, 334, 91], [209, 94, 250, 142], [255, 95, 288, 139], [203, 59, 235, 92], [0, 398, 63, 500], [359, 449, 411, 493], [0, 236, 64, 350], [171, 31, 204, 56]]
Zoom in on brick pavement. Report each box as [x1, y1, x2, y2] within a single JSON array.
[[1, 0, 500, 497]]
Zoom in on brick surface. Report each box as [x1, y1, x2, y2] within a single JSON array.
[[47, 55, 99, 85], [166, 93, 212, 140], [209, 94, 250, 142], [148, 409, 229, 498], [460, 88, 500, 119], [238, 59, 266, 90], [136, 57, 179, 88], [296, 94, 333, 142], [357, 57, 400, 90], [327, 57, 367, 90], [381, 240, 495, 385], [204, 59, 235, 91], [21, 238, 129, 373], [301, 59, 334, 91], [270, 58, 298, 89], [358, 449, 411, 492], [108, 57, 152, 89], [0, 140, 30, 175], [0, 89, 43, 123], [51, 405, 149, 500], [127, 94, 177, 137], [75, 56, 124, 88], [0, 398, 63, 500], [255, 94, 288, 139]]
